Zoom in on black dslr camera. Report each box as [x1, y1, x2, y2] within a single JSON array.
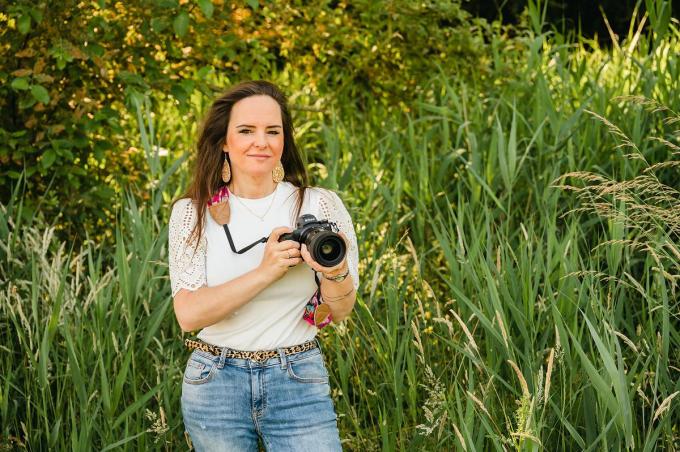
[[279, 214, 346, 267]]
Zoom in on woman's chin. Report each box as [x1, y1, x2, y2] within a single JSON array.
[[235, 169, 276, 180]]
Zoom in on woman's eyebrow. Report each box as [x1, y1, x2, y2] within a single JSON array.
[[235, 124, 282, 128]]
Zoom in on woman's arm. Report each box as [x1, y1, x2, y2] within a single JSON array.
[[173, 226, 303, 332], [307, 189, 360, 323], [173, 268, 271, 332], [318, 261, 356, 322], [300, 233, 357, 323]]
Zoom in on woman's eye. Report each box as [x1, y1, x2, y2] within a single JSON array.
[[238, 130, 279, 135]]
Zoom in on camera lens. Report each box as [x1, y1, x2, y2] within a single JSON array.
[[307, 230, 346, 267], [321, 243, 334, 256]]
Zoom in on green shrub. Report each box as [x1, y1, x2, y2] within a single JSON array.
[[1, 0, 492, 246]]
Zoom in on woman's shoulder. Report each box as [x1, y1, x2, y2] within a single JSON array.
[[303, 186, 352, 222], [305, 185, 337, 198], [279, 183, 337, 204], [170, 197, 200, 225], [306, 185, 345, 205], [171, 197, 195, 213]]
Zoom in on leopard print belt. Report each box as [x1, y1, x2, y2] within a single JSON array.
[[185, 338, 318, 362]]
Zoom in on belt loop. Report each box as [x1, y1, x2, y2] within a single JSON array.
[[217, 345, 229, 369], [277, 347, 287, 370], [315, 337, 324, 359]]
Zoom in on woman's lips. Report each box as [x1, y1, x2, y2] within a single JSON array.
[[248, 154, 270, 159]]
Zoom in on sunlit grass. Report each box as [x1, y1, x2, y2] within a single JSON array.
[[1, 8, 679, 451]]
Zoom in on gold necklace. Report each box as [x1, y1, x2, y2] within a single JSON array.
[[230, 184, 278, 221]]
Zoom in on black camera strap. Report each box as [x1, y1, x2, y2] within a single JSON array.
[[222, 224, 268, 254]]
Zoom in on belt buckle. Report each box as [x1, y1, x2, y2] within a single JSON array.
[[251, 350, 268, 362]]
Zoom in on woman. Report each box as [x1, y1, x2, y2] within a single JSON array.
[[168, 80, 358, 451]]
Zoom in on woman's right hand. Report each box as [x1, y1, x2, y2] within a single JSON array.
[[258, 226, 303, 283]]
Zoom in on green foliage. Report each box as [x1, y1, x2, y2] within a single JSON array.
[[1, 0, 679, 450], [250, 0, 489, 105], [0, 0, 491, 247]]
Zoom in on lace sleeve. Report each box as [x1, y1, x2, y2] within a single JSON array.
[[316, 189, 360, 290], [168, 198, 207, 298]]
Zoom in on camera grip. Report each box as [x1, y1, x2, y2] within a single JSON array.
[[278, 232, 294, 242]]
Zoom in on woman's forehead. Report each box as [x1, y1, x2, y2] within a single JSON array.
[[231, 95, 282, 126]]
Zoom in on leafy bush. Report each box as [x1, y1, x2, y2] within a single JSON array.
[[1, 0, 491, 246]]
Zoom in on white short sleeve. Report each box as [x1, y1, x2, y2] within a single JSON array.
[[168, 198, 207, 298], [316, 189, 360, 290]]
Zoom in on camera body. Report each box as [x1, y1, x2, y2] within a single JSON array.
[[279, 214, 346, 267]]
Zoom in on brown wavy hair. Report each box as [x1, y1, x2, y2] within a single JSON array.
[[172, 80, 309, 249]]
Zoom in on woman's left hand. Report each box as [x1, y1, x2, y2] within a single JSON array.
[[300, 231, 349, 276]]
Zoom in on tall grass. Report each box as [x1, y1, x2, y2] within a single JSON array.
[[1, 4, 679, 450]]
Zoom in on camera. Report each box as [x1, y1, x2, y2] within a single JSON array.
[[279, 214, 346, 267]]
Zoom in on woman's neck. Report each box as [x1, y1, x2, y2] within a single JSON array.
[[228, 174, 277, 199]]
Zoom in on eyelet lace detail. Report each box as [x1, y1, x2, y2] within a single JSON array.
[[315, 188, 360, 290], [168, 198, 207, 298]]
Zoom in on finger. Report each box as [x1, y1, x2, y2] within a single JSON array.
[[338, 231, 350, 246], [271, 239, 300, 253], [300, 249, 324, 272], [278, 250, 289, 261], [285, 257, 303, 267], [280, 249, 301, 260], [299, 246, 314, 265], [300, 244, 312, 261], [268, 226, 292, 244], [286, 248, 301, 258]]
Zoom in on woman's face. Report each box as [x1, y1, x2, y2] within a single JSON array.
[[224, 95, 285, 181]]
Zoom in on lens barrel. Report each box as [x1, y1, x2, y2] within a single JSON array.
[[306, 230, 346, 267]]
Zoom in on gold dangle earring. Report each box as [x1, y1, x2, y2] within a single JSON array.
[[272, 160, 284, 183], [222, 152, 231, 183]]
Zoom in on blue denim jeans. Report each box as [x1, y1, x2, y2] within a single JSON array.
[[180, 342, 342, 451]]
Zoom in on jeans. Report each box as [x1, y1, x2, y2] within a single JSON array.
[[180, 342, 342, 451]]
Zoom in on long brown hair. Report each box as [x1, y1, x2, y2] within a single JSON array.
[[172, 80, 309, 249]]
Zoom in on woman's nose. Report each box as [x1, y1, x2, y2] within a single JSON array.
[[254, 131, 268, 147]]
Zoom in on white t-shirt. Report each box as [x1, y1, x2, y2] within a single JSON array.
[[168, 181, 359, 351]]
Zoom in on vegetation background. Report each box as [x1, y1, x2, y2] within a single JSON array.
[[1, 0, 678, 450]]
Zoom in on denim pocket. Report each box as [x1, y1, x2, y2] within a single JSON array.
[[287, 352, 329, 384], [183, 351, 216, 385]]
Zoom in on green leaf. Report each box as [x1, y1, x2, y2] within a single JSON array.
[[100, 432, 146, 452], [31, 84, 50, 104], [196, 65, 213, 79], [84, 43, 105, 58], [18, 15, 31, 34], [112, 384, 162, 428], [29, 8, 43, 24], [11, 77, 30, 90], [246, 0, 259, 10], [150, 17, 168, 33], [42, 149, 57, 169], [18, 95, 37, 109], [197, 0, 214, 18], [49, 44, 74, 69], [173, 11, 189, 37], [170, 84, 189, 105]]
